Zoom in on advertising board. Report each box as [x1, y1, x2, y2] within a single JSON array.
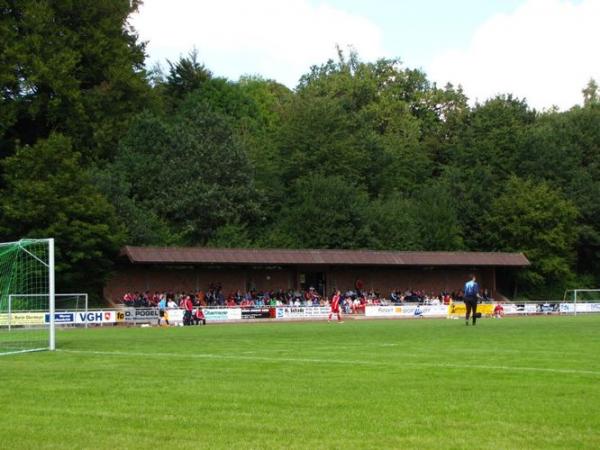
[[275, 306, 330, 319], [203, 308, 242, 322], [365, 305, 450, 318], [44, 311, 115, 325], [0, 312, 45, 326], [241, 307, 271, 319]]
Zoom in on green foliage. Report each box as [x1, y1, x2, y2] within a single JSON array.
[[266, 175, 370, 249], [282, 50, 432, 197], [105, 103, 260, 245], [0, 0, 151, 160], [207, 223, 253, 249], [365, 194, 421, 250], [165, 49, 212, 104], [413, 182, 464, 251], [484, 176, 579, 298], [89, 167, 174, 246], [3, 4, 600, 300], [0, 134, 125, 294]]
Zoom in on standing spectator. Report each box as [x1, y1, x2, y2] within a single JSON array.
[[464, 274, 480, 326], [183, 295, 194, 326]]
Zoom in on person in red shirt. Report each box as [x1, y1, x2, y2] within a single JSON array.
[[493, 303, 504, 319], [328, 290, 343, 322], [193, 307, 206, 325], [183, 295, 194, 326]]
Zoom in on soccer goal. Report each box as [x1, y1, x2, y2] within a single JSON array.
[[561, 289, 600, 315], [0, 239, 55, 355]]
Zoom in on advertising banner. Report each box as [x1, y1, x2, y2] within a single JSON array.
[[447, 303, 494, 316], [203, 308, 242, 322], [365, 305, 402, 317], [0, 312, 45, 326], [44, 311, 116, 325], [275, 306, 330, 319], [502, 304, 520, 315], [116, 308, 159, 323], [241, 307, 271, 319], [559, 303, 600, 313], [366, 305, 450, 318], [165, 308, 184, 325]]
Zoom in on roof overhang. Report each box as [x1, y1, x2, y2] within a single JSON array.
[[120, 246, 530, 268]]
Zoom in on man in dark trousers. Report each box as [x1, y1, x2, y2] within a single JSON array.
[[464, 274, 480, 326]]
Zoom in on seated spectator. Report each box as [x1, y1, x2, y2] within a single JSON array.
[[123, 292, 134, 306], [493, 303, 504, 319], [167, 298, 178, 309], [482, 289, 492, 302], [193, 307, 206, 325], [234, 290, 243, 303]]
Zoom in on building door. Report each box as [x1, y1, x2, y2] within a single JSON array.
[[299, 271, 326, 296]]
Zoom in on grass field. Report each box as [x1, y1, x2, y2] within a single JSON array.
[[2, 316, 600, 449]]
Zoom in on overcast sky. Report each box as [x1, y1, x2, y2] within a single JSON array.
[[131, 0, 600, 110]]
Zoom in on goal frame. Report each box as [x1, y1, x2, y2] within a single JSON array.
[[7, 292, 88, 331], [562, 289, 600, 316], [0, 238, 55, 353]]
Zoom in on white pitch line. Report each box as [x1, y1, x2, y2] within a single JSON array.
[[56, 349, 600, 377]]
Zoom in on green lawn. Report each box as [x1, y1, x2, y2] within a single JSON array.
[[1, 316, 600, 449]]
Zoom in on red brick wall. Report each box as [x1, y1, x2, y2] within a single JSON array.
[[104, 264, 497, 303], [326, 267, 494, 297]]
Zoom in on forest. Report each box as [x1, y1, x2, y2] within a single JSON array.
[[1, 1, 599, 299]]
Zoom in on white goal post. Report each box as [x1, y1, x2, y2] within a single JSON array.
[[0, 238, 55, 355], [562, 289, 600, 316], [7, 293, 88, 330]]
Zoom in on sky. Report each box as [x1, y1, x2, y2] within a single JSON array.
[[131, 0, 600, 110]]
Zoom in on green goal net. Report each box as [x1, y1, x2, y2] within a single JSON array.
[[0, 239, 55, 355]]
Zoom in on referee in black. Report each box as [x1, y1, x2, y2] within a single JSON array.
[[464, 274, 480, 326]]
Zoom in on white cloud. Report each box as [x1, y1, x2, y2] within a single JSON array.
[[428, 0, 600, 110], [131, 0, 386, 88]]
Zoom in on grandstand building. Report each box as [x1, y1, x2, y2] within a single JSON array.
[[104, 247, 530, 302]]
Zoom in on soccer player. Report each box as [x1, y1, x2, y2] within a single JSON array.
[[464, 274, 480, 326], [328, 290, 343, 322]]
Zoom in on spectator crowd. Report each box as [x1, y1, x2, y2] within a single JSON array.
[[121, 283, 494, 316]]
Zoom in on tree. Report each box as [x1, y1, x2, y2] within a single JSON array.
[[365, 194, 422, 250], [520, 103, 600, 283], [106, 101, 260, 245], [280, 51, 433, 197], [164, 49, 212, 106], [264, 175, 370, 249], [484, 176, 579, 298], [413, 182, 463, 251], [0, 0, 151, 160], [0, 134, 125, 295], [582, 79, 599, 107], [447, 95, 536, 248]]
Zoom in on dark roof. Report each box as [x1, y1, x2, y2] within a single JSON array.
[[121, 246, 530, 267]]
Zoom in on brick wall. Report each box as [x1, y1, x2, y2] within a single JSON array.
[[104, 264, 497, 303]]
